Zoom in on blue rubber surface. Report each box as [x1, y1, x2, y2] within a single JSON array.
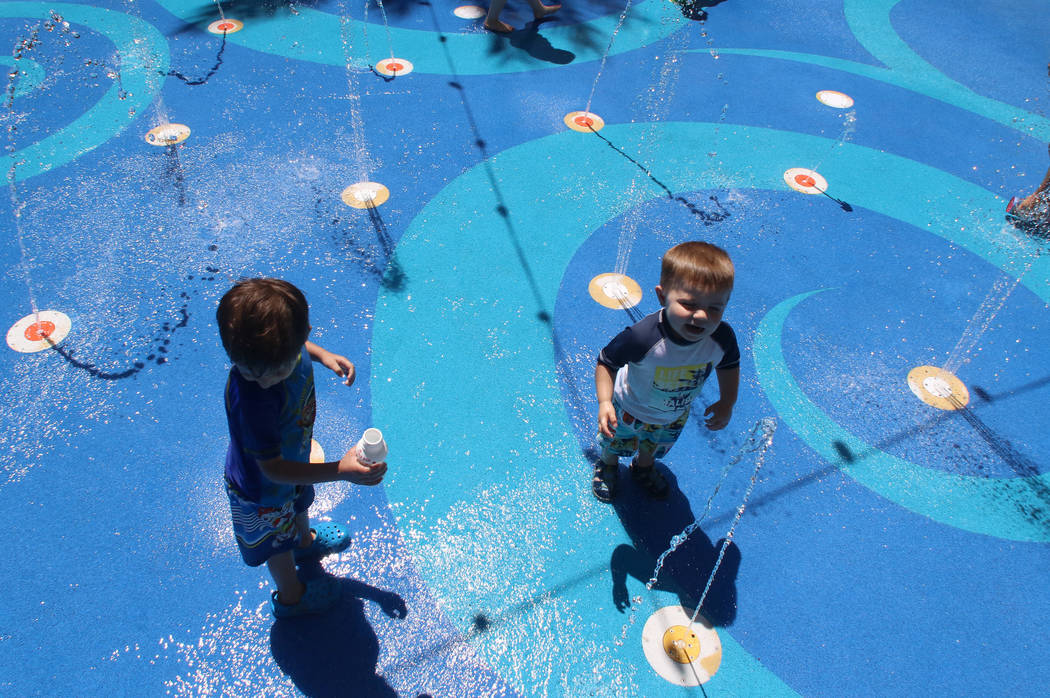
[[1, 0, 1048, 695]]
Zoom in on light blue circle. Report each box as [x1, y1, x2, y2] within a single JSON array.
[[372, 120, 1048, 688], [714, 0, 1050, 141], [0, 56, 44, 98], [753, 289, 1050, 543], [0, 3, 169, 182], [155, 0, 685, 75]]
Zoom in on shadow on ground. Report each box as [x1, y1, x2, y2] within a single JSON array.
[[270, 574, 407, 697], [607, 461, 740, 626]]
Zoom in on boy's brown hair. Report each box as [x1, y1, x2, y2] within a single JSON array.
[[216, 278, 310, 371], [660, 241, 734, 292]]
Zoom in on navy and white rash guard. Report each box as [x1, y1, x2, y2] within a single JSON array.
[[598, 309, 740, 424]]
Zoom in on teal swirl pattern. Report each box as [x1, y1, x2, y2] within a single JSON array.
[[0, 2, 168, 182]]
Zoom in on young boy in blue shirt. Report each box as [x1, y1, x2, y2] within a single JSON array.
[[593, 241, 740, 501], [217, 278, 387, 617]]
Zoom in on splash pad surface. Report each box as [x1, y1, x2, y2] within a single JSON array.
[[1, 0, 1049, 695]]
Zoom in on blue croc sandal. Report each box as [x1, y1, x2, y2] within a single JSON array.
[[293, 522, 352, 563], [270, 576, 341, 618]]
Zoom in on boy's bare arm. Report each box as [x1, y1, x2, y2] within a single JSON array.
[[306, 340, 356, 386], [703, 366, 739, 430], [259, 448, 386, 486], [716, 366, 739, 404], [595, 362, 618, 438]]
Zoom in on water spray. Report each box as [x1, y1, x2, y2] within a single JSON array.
[[640, 417, 777, 686]]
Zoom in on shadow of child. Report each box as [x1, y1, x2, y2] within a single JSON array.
[[269, 574, 407, 697], [508, 21, 575, 65], [609, 467, 741, 627]]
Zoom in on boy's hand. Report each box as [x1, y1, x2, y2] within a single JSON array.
[[703, 400, 734, 431], [598, 400, 618, 438], [338, 448, 386, 485], [322, 353, 356, 386]]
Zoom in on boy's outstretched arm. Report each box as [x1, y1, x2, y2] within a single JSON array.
[[306, 340, 356, 386], [259, 448, 386, 486], [704, 366, 739, 430], [596, 362, 618, 438]]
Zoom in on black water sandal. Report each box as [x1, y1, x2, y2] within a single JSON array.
[[630, 462, 669, 499], [592, 461, 619, 502]]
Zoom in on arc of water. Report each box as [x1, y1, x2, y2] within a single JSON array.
[[8, 163, 39, 318], [696, 17, 732, 156], [337, 1, 372, 182], [359, 0, 373, 70], [583, 0, 633, 117], [110, 0, 173, 131], [942, 262, 1031, 374], [644, 456, 734, 590], [373, 0, 396, 63], [608, 12, 700, 282], [606, 13, 734, 281], [809, 108, 857, 173], [690, 417, 775, 625], [6, 20, 48, 323], [645, 418, 777, 591], [613, 180, 642, 276]]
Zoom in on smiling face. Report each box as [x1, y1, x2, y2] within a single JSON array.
[[656, 283, 732, 343]]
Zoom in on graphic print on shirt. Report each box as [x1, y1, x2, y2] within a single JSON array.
[[653, 362, 712, 413], [293, 381, 316, 458]]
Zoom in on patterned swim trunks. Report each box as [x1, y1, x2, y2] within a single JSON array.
[[225, 480, 315, 567], [597, 401, 690, 459]]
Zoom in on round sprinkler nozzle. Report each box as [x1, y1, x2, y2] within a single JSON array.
[[641, 606, 722, 686], [588, 273, 642, 309], [907, 365, 969, 410], [662, 625, 701, 663]]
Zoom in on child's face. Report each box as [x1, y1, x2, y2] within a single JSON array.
[[235, 353, 300, 389], [656, 283, 731, 342]]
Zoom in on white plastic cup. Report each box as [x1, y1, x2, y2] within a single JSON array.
[[356, 427, 388, 465]]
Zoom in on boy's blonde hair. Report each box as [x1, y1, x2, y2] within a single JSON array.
[[660, 241, 734, 292]]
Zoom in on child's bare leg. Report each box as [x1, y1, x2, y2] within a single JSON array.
[[593, 444, 621, 501], [634, 443, 657, 469], [631, 443, 668, 498], [266, 550, 304, 605], [524, 0, 561, 19], [484, 0, 514, 32], [294, 511, 315, 549]]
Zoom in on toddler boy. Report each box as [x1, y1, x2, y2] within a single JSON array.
[[217, 278, 386, 616], [593, 242, 740, 501]]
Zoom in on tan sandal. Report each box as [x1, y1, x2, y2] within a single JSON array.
[[592, 461, 618, 502]]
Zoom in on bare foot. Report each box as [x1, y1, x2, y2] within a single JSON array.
[[533, 3, 561, 19], [484, 19, 514, 33]]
